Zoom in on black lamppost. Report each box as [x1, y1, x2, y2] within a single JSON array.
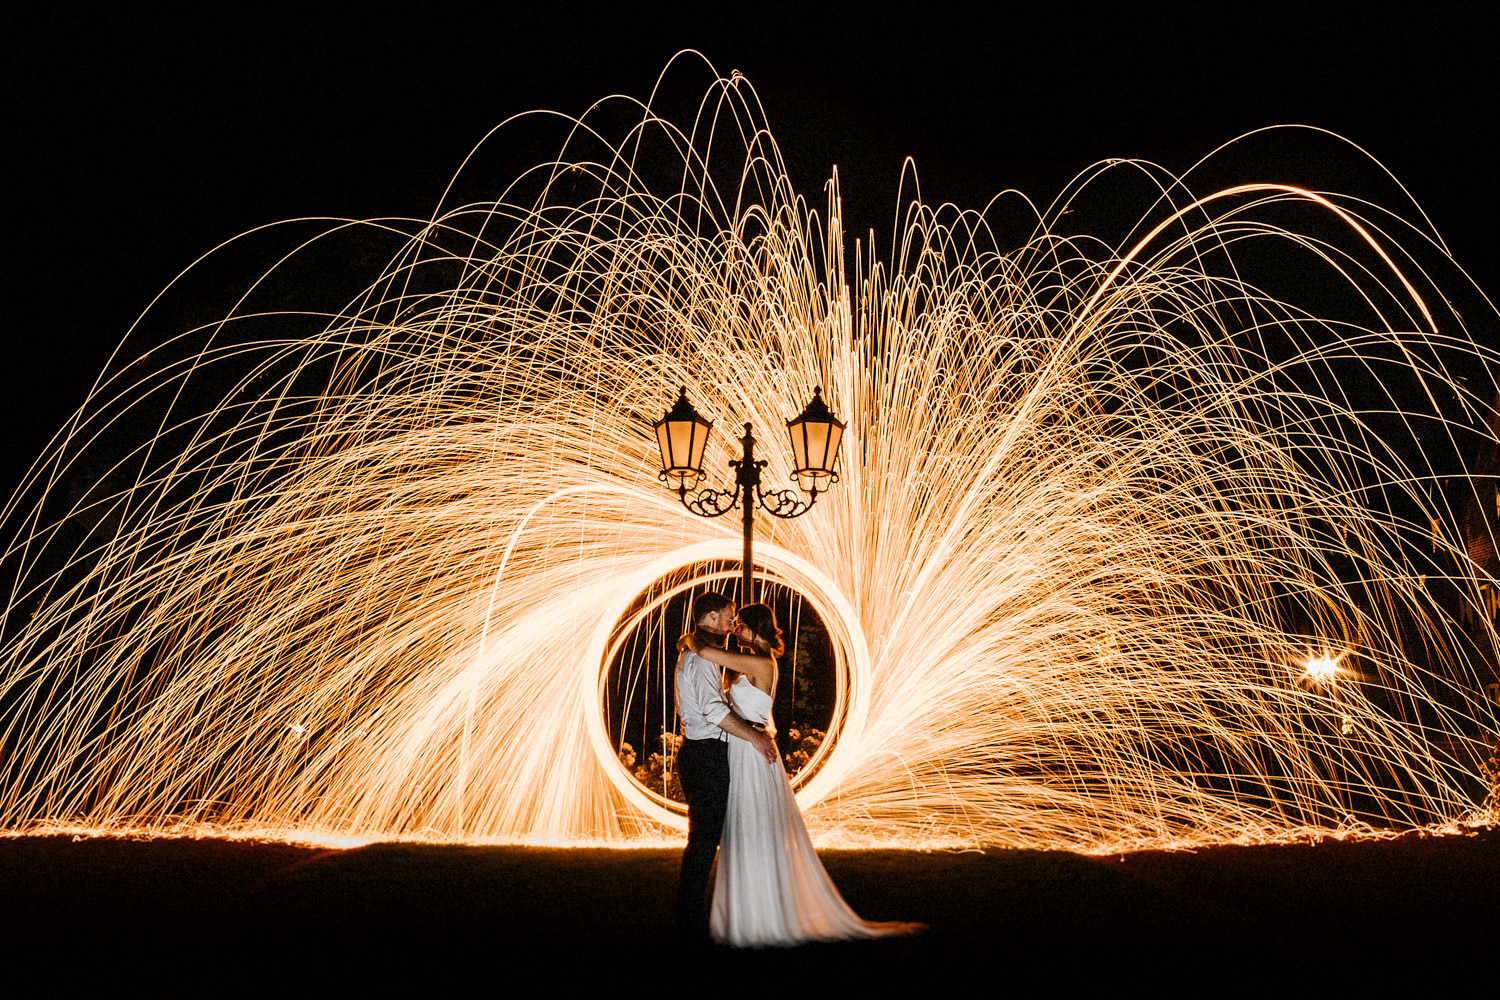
[[654, 385, 845, 602]]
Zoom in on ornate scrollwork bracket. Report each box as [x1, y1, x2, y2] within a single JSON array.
[[676, 481, 742, 518]]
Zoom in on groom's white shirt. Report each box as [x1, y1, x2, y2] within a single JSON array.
[[675, 648, 730, 741]]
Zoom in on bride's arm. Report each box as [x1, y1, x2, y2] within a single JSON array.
[[697, 645, 773, 688], [682, 633, 774, 686]]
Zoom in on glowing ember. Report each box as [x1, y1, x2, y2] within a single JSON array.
[[0, 64, 1495, 850], [1302, 654, 1343, 683]]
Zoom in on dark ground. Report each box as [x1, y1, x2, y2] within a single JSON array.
[[1, 827, 1495, 993]]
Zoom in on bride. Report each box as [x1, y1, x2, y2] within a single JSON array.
[[682, 603, 924, 947]]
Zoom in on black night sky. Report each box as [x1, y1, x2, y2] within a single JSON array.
[[9, 7, 1497, 480]]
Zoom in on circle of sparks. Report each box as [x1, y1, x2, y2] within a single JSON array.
[[1, 59, 1496, 849], [587, 540, 866, 830]]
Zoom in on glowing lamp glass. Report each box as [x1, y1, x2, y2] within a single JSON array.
[[787, 386, 844, 493], [654, 387, 713, 490]]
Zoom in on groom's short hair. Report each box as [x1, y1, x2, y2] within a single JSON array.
[[692, 591, 733, 625]]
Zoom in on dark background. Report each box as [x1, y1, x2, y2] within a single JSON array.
[[9, 6, 1497, 481], [4, 829, 1499, 990]]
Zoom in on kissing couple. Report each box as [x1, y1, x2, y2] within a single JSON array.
[[671, 590, 923, 946]]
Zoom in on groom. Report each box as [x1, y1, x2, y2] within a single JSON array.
[[672, 590, 778, 940]]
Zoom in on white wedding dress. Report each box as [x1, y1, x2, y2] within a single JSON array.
[[710, 674, 918, 947]]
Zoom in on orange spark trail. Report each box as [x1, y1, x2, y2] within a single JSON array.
[[1, 60, 1496, 849]]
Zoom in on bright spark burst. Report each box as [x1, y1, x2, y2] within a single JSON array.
[[1302, 653, 1344, 683], [1, 60, 1497, 850]]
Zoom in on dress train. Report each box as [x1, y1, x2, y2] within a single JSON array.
[[710, 676, 921, 946]]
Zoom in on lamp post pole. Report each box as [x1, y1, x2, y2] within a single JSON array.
[[655, 386, 844, 605], [736, 424, 758, 601]]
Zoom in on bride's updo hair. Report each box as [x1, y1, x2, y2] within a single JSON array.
[[737, 603, 785, 656]]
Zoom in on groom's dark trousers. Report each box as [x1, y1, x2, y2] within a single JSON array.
[[675, 736, 730, 938]]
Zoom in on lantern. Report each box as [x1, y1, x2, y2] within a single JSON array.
[[786, 386, 844, 493], [654, 386, 714, 490]]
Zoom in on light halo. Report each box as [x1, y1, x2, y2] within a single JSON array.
[[586, 539, 869, 830]]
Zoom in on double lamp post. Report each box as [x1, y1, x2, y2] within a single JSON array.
[[653, 385, 845, 603]]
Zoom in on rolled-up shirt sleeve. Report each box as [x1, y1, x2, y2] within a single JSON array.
[[675, 650, 730, 738]]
